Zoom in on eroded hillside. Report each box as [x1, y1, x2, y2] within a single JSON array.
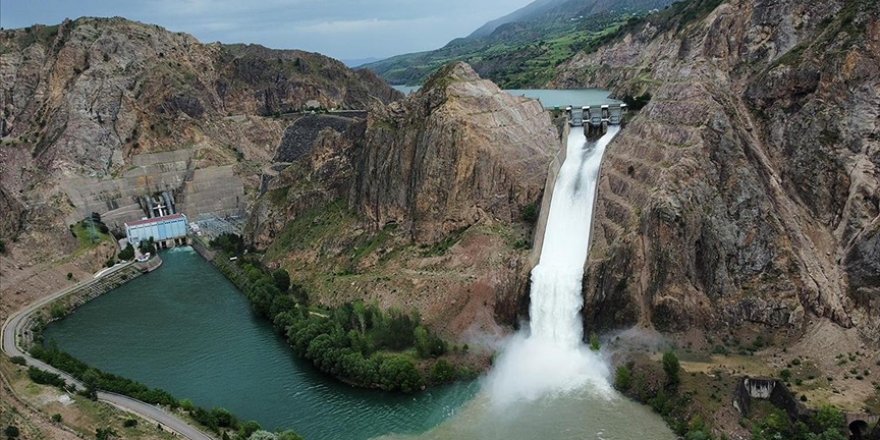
[[247, 63, 560, 339], [549, 0, 879, 341]]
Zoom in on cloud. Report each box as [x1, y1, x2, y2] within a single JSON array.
[[297, 17, 440, 34], [0, 0, 535, 59]]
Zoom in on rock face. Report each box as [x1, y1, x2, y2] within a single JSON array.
[[248, 62, 559, 338], [354, 62, 557, 242], [552, 0, 879, 340], [0, 17, 398, 262]]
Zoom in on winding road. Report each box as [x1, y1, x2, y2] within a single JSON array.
[[1, 263, 215, 440]]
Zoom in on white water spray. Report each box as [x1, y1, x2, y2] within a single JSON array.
[[485, 126, 620, 405]]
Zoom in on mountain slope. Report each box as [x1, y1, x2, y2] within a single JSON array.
[[0, 17, 399, 266], [547, 0, 879, 342], [363, 0, 673, 87], [247, 62, 559, 338]]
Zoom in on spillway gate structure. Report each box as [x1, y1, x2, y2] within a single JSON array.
[[564, 104, 627, 138]]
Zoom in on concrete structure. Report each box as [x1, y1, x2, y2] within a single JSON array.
[[565, 103, 627, 138], [61, 149, 246, 233], [125, 213, 189, 248]]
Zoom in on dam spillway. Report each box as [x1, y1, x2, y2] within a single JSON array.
[[531, 125, 620, 345], [486, 125, 620, 404]]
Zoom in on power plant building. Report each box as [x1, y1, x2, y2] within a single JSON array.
[[125, 213, 189, 247]]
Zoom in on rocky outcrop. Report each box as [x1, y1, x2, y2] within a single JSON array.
[[552, 0, 879, 340], [0, 17, 399, 262], [247, 63, 558, 338], [354, 62, 557, 242]]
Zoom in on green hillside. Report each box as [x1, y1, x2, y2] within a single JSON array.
[[364, 0, 674, 88]]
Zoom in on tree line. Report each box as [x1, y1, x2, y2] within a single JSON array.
[[210, 238, 467, 392], [27, 343, 278, 439]]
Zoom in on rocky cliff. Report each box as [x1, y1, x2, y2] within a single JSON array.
[[551, 0, 879, 340], [248, 62, 559, 338], [0, 17, 398, 264]]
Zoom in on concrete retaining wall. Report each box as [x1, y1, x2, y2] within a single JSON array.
[[529, 121, 569, 268]]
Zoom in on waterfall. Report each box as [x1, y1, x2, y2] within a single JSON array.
[[485, 126, 620, 405]]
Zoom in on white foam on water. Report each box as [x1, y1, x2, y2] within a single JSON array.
[[485, 126, 620, 407]]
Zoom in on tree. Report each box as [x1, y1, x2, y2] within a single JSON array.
[[3, 426, 20, 440], [811, 405, 846, 439], [662, 351, 680, 388], [272, 269, 290, 293], [118, 243, 135, 261], [237, 421, 262, 440]]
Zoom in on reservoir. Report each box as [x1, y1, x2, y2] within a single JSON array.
[[43, 247, 477, 439], [392, 85, 618, 108]]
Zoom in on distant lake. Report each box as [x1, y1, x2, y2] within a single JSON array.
[[392, 85, 618, 109]]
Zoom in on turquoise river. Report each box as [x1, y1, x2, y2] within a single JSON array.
[[44, 247, 675, 440]]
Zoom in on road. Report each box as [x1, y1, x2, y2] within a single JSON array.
[[1, 263, 215, 440]]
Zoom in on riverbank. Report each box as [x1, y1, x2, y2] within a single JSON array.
[[202, 242, 479, 392], [39, 247, 476, 439], [0, 255, 218, 440]]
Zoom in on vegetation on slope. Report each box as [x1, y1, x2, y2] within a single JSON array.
[[211, 236, 473, 392], [367, 12, 636, 88]]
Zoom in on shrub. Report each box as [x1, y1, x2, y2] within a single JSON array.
[[520, 202, 539, 225], [27, 367, 66, 388], [51, 413, 62, 423], [0, 239, 6, 254], [9, 356, 26, 366], [662, 352, 680, 388], [95, 427, 117, 440], [589, 333, 601, 351], [430, 359, 456, 383], [615, 365, 632, 391], [4, 426, 20, 440], [118, 244, 135, 261], [210, 233, 245, 256], [780, 369, 792, 381], [123, 418, 138, 428]]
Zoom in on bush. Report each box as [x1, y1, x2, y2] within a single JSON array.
[[9, 356, 26, 366], [430, 359, 456, 383], [0, 239, 6, 254], [623, 93, 652, 111], [211, 233, 245, 256], [27, 367, 66, 388], [614, 365, 632, 391], [123, 418, 138, 428], [4, 426, 20, 440], [589, 333, 601, 351], [662, 352, 680, 388], [51, 413, 62, 423], [520, 202, 539, 225], [118, 243, 135, 261], [95, 427, 117, 440]]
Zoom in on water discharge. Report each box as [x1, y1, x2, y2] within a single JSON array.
[[486, 126, 620, 405], [381, 126, 675, 440]]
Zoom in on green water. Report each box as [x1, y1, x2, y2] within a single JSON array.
[[391, 86, 619, 108], [44, 247, 675, 440], [43, 247, 477, 439]]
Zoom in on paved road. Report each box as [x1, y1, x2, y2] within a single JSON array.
[[1, 263, 215, 440]]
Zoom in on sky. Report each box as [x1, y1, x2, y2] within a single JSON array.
[[0, 0, 534, 61]]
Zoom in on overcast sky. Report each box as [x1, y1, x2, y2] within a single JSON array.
[[0, 0, 533, 61]]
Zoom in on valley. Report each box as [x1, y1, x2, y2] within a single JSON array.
[[1, 0, 879, 440]]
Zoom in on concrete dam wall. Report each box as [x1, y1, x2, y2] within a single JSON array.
[[62, 148, 245, 230]]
